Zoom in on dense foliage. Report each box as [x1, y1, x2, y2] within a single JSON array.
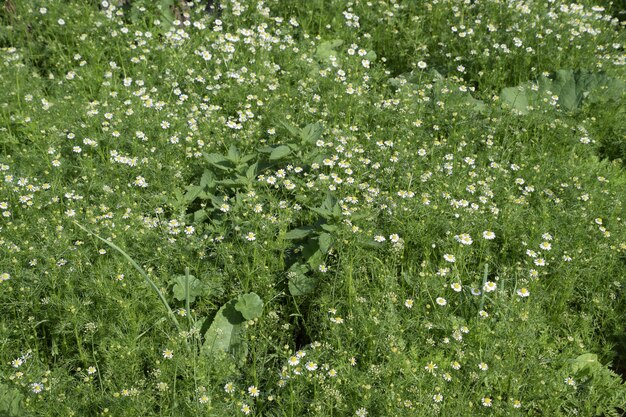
[[1, 0, 625, 416]]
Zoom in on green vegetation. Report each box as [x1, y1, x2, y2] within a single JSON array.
[[1, 0, 625, 415]]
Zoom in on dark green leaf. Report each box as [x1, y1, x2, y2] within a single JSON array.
[[318, 232, 332, 254], [306, 249, 323, 269], [183, 185, 202, 203], [288, 273, 318, 296], [283, 227, 315, 240]]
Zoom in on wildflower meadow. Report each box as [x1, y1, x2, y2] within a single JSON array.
[[0, 0, 625, 416]]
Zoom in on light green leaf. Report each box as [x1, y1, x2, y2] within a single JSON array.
[[227, 145, 240, 162], [246, 162, 258, 180], [300, 122, 323, 144], [571, 353, 600, 375], [315, 39, 343, 63], [235, 292, 264, 320], [501, 69, 625, 114], [0, 383, 24, 416], [172, 274, 203, 303], [199, 170, 216, 188], [501, 86, 530, 114], [203, 300, 247, 358]]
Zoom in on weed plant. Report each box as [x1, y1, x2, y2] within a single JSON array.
[[0, 0, 625, 416]]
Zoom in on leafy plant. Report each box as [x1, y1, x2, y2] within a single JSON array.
[[501, 69, 625, 114], [75, 222, 264, 360], [0, 383, 23, 417]]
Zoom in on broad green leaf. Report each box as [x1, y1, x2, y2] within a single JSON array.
[[172, 274, 204, 303], [0, 383, 24, 416], [205, 153, 231, 170], [501, 86, 530, 114], [306, 249, 324, 270], [319, 232, 332, 254], [159, 0, 175, 30], [279, 119, 301, 137], [315, 39, 343, 63], [571, 353, 600, 375], [227, 145, 240, 162], [235, 292, 264, 320], [200, 170, 216, 188], [288, 270, 318, 296], [193, 209, 208, 223], [321, 193, 337, 211], [300, 122, 323, 144], [320, 224, 337, 232], [270, 145, 292, 160], [365, 50, 377, 61], [283, 227, 315, 240], [239, 153, 256, 165], [310, 206, 332, 219], [501, 69, 625, 114], [203, 300, 247, 358], [246, 162, 258, 180], [183, 185, 202, 203]]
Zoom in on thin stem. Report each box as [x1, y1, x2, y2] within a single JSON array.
[[73, 221, 181, 331]]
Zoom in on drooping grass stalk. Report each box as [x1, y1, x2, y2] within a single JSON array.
[[478, 263, 489, 315], [73, 221, 181, 332]]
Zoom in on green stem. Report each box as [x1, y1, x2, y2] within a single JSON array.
[[73, 221, 181, 331], [478, 263, 489, 314]]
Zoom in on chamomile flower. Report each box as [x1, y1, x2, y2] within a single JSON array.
[[31, 382, 44, 394], [355, 408, 368, 417], [482, 397, 493, 407], [248, 385, 260, 397], [436, 297, 447, 306], [425, 362, 438, 373], [517, 287, 530, 297], [482, 230, 496, 240], [539, 241, 552, 250], [162, 349, 174, 359], [404, 298, 414, 309], [433, 393, 443, 403], [443, 254, 456, 263]]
